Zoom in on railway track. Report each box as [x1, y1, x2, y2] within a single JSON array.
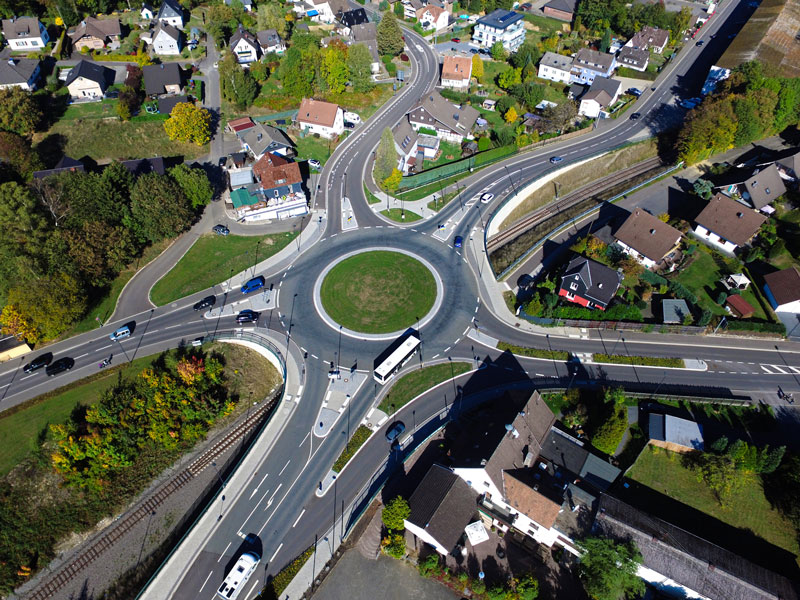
[[486, 156, 666, 254], [24, 393, 281, 600]]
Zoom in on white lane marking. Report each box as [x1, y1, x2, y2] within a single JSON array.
[[267, 483, 283, 507], [240, 488, 271, 531], [444, 346, 451, 353], [270, 544, 283, 562], [432, 353, 440, 359], [279, 459, 291, 476], [98, 344, 112, 350], [218, 541, 231, 562], [76, 353, 88, 358], [463, 327, 470, 335], [199, 571, 213, 593], [292, 509, 306, 528], [20, 374, 34, 380], [298, 431, 311, 447], [311, 354, 319, 359]]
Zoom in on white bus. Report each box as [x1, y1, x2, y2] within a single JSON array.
[[374, 332, 421, 384], [217, 552, 260, 600]]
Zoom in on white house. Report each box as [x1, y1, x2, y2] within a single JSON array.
[[64, 60, 113, 101], [613, 208, 682, 270], [570, 48, 616, 85], [1, 17, 49, 50], [537, 51, 573, 84], [440, 55, 472, 89], [256, 29, 285, 54], [393, 117, 439, 174], [416, 4, 449, 31], [230, 25, 260, 63], [578, 76, 621, 118], [0, 58, 40, 91], [296, 98, 344, 139], [407, 90, 479, 144], [403, 0, 422, 20], [616, 46, 649, 71], [625, 25, 669, 54], [157, 0, 184, 29], [473, 9, 525, 52], [141, 3, 155, 20], [693, 193, 766, 254], [150, 22, 182, 55], [764, 267, 800, 313]]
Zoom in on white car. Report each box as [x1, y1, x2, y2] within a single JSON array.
[[343, 111, 361, 124], [480, 193, 494, 204], [308, 159, 322, 170]]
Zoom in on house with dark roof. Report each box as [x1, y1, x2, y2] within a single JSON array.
[[594, 495, 799, 600], [578, 75, 621, 118], [32, 156, 85, 179], [0, 58, 40, 91], [1, 16, 48, 50], [256, 29, 285, 54], [157, 94, 189, 115], [625, 25, 669, 53], [613, 208, 682, 269], [537, 51, 573, 84], [349, 22, 376, 42], [764, 266, 800, 313], [693, 193, 767, 253], [776, 150, 800, 181], [558, 256, 622, 311], [738, 163, 786, 210], [404, 464, 479, 555], [148, 22, 181, 55], [648, 413, 704, 452], [543, 0, 577, 22], [68, 17, 121, 51], [143, 62, 182, 96], [229, 154, 307, 222], [119, 157, 166, 176], [238, 122, 295, 159], [571, 49, 616, 85], [157, 0, 185, 29], [64, 60, 115, 101], [407, 90, 479, 144], [616, 46, 649, 71], [339, 8, 368, 28], [230, 24, 260, 64], [473, 9, 525, 52]]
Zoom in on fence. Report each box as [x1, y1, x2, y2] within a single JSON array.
[[253, 109, 298, 123], [396, 145, 517, 191], [519, 310, 708, 335]]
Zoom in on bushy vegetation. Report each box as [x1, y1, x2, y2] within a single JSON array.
[[589, 389, 629, 456], [593, 354, 684, 368], [260, 546, 313, 600], [497, 341, 569, 361], [331, 425, 372, 472], [577, 536, 645, 600]]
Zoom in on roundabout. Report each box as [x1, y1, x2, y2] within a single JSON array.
[[314, 248, 444, 339]]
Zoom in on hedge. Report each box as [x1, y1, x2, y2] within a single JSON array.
[[264, 546, 314, 599], [640, 270, 667, 286], [590, 405, 627, 455], [332, 425, 372, 472], [593, 354, 685, 368], [725, 321, 786, 335], [498, 341, 569, 361], [551, 303, 643, 322]]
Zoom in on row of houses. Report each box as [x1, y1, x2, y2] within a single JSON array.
[[320, 21, 381, 75], [401, 390, 797, 600], [229, 24, 287, 63]]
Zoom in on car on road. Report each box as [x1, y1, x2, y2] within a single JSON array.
[[46, 357, 74, 376], [480, 192, 494, 204], [308, 159, 321, 170], [212, 61, 219, 68], [451, 37, 460, 42], [212, 224, 230, 236], [23, 353, 52, 373], [241, 276, 265, 294], [469, 48, 479, 54], [236, 309, 260, 324], [218, 156, 227, 167], [679, 98, 701, 109], [550, 156, 563, 164], [344, 121, 355, 129], [110, 325, 131, 341], [696, 39, 704, 46], [454, 235, 463, 248], [193, 295, 216, 311], [626, 87, 642, 97], [630, 112, 641, 120], [385, 421, 406, 443]]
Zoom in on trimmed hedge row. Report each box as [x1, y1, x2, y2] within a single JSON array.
[[498, 341, 569, 361], [725, 320, 786, 334], [593, 353, 684, 368], [332, 425, 372, 473]]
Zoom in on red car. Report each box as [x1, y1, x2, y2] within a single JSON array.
[[451, 37, 460, 42]]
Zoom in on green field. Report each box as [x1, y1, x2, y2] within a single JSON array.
[[628, 445, 799, 558], [380, 208, 422, 222], [320, 251, 436, 333], [294, 134, 336, 165], [379, 362, 471, 414], [151, 232, 298, 305]]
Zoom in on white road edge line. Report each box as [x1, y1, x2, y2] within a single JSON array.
[[292, 509, 305, 528], [269, 543, 283, 563]]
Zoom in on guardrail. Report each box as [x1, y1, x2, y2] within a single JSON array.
[[204, 329, 288, 380]]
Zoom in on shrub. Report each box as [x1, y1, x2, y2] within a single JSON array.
[[640, 270, 667, 286], [724, 320, 786, 334], [331, 425, 372, 472], [698, 309, 712, 327], [381, 496, 410, 531], [716, 291, 728, 305], [497, 341, 569, 360], [382, 533, 406, 558], [266, 546, 313, 597], [592, 354, 684, 368], [418, 553, 441, 578], [477, 136, 491, 151], [591, 404, 628, 455]]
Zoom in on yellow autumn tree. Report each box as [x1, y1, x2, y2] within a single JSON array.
[[164, 103, 211, 146], [504, 106, 518, 123], [471, 53, 483, 80], [0, 304, 40, 342], [383, 168, 402, 192]]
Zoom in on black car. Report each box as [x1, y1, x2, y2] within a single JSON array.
[[385, 421, 406, 443], [344, 122, 355, 129], [23, 352, 52, 373], [193, 295, 216, 311], [469, 48, 479, 54], [46, 357, 74, 376], [236, 309, 260, 324], [212, 224, 230, 236], [696, 39, 704, 46], [630, 112, 641, 120], [218, 156, 228, 167]]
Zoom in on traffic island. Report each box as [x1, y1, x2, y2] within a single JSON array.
[[315, 249, 443, 339]]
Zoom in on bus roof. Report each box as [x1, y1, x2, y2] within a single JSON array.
[[374, 333, 420, 379]]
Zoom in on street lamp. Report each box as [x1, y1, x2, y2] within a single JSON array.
[[253, 240, 261, 277]]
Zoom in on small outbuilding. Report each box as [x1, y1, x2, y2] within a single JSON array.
[[726, 294, 755, 319], [648, 413, 704, 452], [662, 299, 690, 324]]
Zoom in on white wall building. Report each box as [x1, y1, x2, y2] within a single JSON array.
[[537, 51, 573, 83], [473, 9, 525, 52], [1, 17, 49, 50], [296, 98, 344, 139]]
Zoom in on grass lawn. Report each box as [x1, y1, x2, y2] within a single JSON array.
[[628, 445, 799, 559], [364, 182, 382, 205], [422, 141, 463, 169], [396, 172, 468, 202], [522, 13, 565, 36], [379, 362, 471, 414], [60, 99, 118, 120], [478, 59, 507, 88], [38, 119, 208, 162], [294, 134, 336, 165], [69, 239, 172, 335], [324, 84, 395, 119], [151, 232, 298, 305], [477, 106, 505, 129], [320, 251, 436, 333], [426, 189, 459, 212], [332, 425, 372, 472], [380, 208, 422, 222]]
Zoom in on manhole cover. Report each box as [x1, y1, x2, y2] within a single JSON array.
[[344, 378, 349, 382]]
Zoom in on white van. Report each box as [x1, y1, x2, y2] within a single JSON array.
[[217, 552, 260, 600], [343, 111, 361, 124]]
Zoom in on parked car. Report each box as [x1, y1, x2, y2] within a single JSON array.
[[549, 156, 563, 164], [241, 276, 266, 294], [46, 357, 74, 376], [23, 353, 52, 374], [212, 224, 230, 236], [344, 122, 355, 129], [343, 111, 361, 124], [469, 48, 479, 54], [193, 295, 216, 311], [480, 192, 494, 204], [679, 99, 699, 109], [630, 112, 641, 120], [308, 159, 322, 170], [385, 421, 406, 443], [236, 309, 260, 324], [218, 156, 228, 167], [479, 48, 489, 55], [109, 325, 132, 341], [454, 235, 463, 248], [626, 87, 642, 97], [451, 37, 460, 42]]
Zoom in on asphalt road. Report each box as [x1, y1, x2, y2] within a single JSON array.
[[8, 1, 800, 598]]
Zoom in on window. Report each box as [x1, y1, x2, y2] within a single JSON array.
[[570, 282, 578, 291]]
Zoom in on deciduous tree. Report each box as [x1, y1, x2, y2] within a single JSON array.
[[0, 304, 40, 343], [219, 54, 259, 110], [168, 163, 213, 209], [322, 45, 349, 94], [578, 537, 645, 600], [130, 173, 193, 243], [490, 41, 506, 60], [471, 53, 484, 80], [347, 43, 375, 93], [6, 272, 87, 340], [381, 496, 410, 531], [497, 66, 522, 90], [0, 87, 41, 136], [257, 3, 289, 37], [0, 132, 42, 181], [374, 127, 397, 184], [163, 102, 211, 146], [504, 106, 518, 123], [280, 46, 316, 98], [383, 168, 402, 192]]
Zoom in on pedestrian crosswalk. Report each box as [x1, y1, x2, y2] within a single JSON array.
[[760, 364, 800, 375]]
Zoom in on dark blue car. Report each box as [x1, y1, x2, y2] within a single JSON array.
[[241, 276, 265, 294]]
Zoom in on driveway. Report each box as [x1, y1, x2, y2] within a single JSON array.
[[433, 40, 485, 57], [311, 551, 458, 600]]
